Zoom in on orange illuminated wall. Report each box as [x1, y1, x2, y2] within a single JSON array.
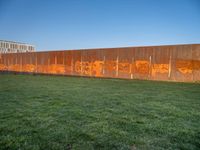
[[0, 44, 200, 82]]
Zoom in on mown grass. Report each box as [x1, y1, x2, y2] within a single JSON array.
[[0, 74, 200, 150]]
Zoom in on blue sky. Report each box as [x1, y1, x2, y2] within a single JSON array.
[[0, 0, 200, 51]]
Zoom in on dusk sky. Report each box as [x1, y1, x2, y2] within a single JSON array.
[[0, 0, 200, 51]]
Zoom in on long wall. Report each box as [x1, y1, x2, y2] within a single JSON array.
[[0, 44, 200, 82]]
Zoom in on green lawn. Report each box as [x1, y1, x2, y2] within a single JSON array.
[[0, 74, 200, 150]]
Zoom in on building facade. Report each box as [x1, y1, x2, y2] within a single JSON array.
[[0, 40, 35, 53]]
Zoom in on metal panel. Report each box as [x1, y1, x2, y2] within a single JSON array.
[[103, 48, 118, 78], [92, 49, 104, 77], [133, 47, 153, 80], [118, 47, 133, 79], [64, 50, 73, 75], [151, 46, 171, 81], [173, 45, 193, 82], [192, 44, 200, 81], [73, 50, 82, 76]]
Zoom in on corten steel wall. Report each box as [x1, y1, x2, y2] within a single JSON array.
[[0, 44, 200, 82]]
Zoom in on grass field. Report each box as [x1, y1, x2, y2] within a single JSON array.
[[0, 74, 200, 150]]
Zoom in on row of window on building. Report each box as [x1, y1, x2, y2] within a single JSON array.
[[0, 40, 35, 53]]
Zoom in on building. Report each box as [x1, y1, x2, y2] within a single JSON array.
[[0, 40, 35, 53]]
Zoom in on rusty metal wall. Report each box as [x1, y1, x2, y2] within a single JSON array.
[[0, 44, 200, 82]]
